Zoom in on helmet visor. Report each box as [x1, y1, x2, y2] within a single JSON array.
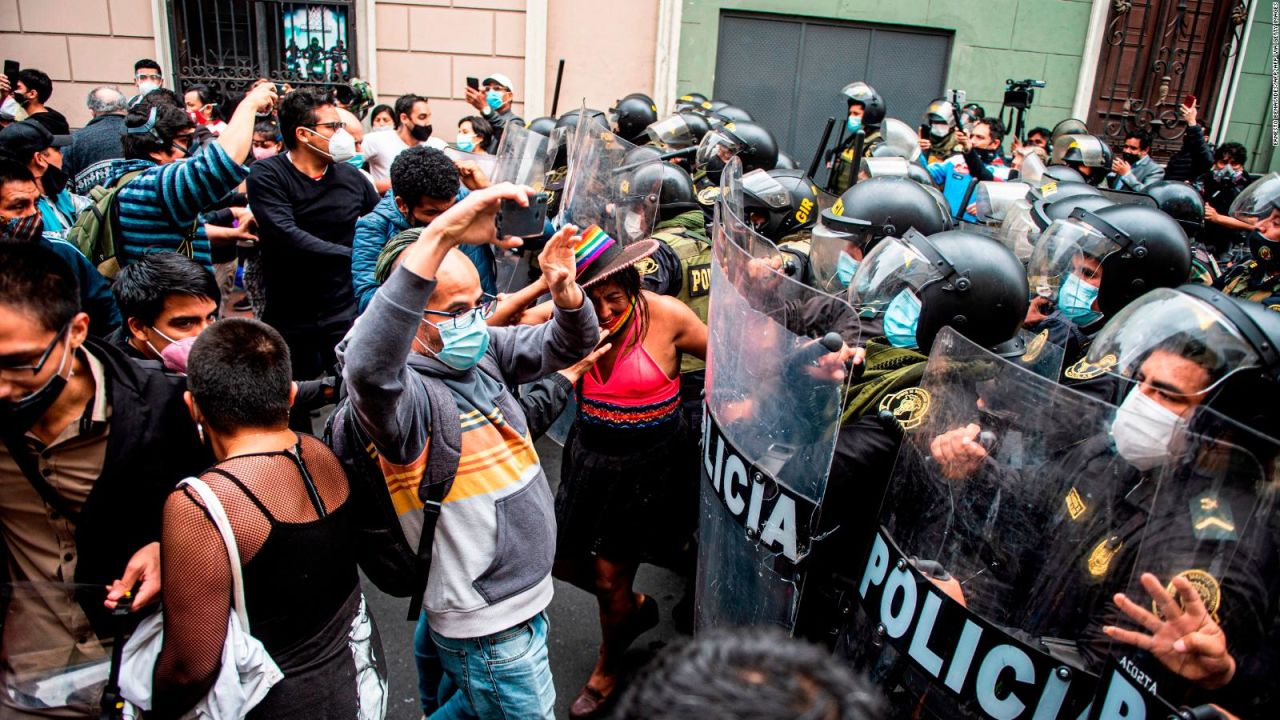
[[810, 211, 877, 293], [697, 129, 743, 167], [1018, 149, 1047, 183], [862, 157, 910, 179], [1229, 172, 1280, 222], [742, 168, 791, 209], [879, 118, 923, 162], [644, 115, 694, 149], [841, 81, 875, 104], [1052, 135, 1106, 167], [973, 181, 1031, 223], [849, 233, 939, 314], [1026, 217, 1124, 299], [1085, 288, 1264, 398], [999, 198, 1040, 262]]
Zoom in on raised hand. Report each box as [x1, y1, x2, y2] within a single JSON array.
[[538, 223, 585, 309]]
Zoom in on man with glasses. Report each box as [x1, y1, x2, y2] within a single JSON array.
[[130, 59, 164, 103], [247, 89, 379, 419], [0, 243, 207, 718], [103, 81, 279, 271]]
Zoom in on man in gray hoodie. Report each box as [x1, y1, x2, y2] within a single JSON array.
[[342, 183, 598, 718]]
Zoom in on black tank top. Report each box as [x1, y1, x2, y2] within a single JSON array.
[[208, 444, 358, 655]]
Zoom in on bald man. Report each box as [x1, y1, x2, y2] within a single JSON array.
[[66, 85, 129, 192], [340, 184, 596, 718]]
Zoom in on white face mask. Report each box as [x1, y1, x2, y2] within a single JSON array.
[[622, 211, 644, 240], [1110, 388, 1185, 471], [305, 126, 357, 163], [137, 80, 161, 95]]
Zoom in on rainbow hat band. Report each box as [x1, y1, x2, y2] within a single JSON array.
[[574, 225, 616, 273]]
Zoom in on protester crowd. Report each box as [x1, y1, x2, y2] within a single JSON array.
[[0, 58, 1278, 720]]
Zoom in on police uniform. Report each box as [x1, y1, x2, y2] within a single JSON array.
[[925, 131, 960, 165], [827, 129, 883, 196], [776, 230, 814, 287], [639, 209, 713, 424], [1220, 260, 1280, 307]]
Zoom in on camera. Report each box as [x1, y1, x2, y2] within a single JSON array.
[[497, 193, 550, 239], [1004, 78, 1046, 110]]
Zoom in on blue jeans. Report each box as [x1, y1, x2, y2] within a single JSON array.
[[423, 612, 556, 720]]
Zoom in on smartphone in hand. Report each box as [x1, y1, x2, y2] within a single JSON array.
[[466, 77, 480, 92], [3, 60, 18, 90], [497, 193, 549, 238]]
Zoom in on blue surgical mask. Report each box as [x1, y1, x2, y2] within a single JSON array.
[[883, 290, 921, 349], [847, 116, 862, 134], [418, 316, 491, 370], [485, 90, 504, 111], [835, 252, 860, 287], [1057, 272, 1103, 326], [456, 134, 475, 152], [345, 152, 365, 169]]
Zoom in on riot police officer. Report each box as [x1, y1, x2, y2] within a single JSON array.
[[1219, 173, 1280, 305], [1026, 204, 1191, 375], [1052, 134, 1113, 186], [693, 120, 779, 205], [611, 93, 659, 145], [828, 82, 886, 195], [921, 98, 960, 163], [1146, 179, 1220, 285], [740, 168, 823, 281], [797, 229, 1032, 645]]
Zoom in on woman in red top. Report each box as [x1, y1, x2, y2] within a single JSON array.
[[552, 229, 707, 717]]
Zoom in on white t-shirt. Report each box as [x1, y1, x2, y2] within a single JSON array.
[[363, 130, 447, 183]]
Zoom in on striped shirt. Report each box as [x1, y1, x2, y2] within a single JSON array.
[[112, 143, 248, 270]]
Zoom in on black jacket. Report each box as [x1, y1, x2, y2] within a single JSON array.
[[1164, 123, 1215, 182], [2, 337, 210, 635], [65, 114, 126, 193]]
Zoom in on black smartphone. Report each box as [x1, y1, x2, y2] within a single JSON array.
[[497, 193, 549, 238], [466, 77, 480, 92], [918, 124, 929, 139], [4, 60, 18, 89]]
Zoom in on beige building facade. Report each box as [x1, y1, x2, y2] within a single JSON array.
[[0, 0, 671, 133]]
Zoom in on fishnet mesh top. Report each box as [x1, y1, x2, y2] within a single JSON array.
[[151, 433, 357, 719]]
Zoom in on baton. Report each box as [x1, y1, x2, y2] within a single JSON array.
[[549, 59, 565, 117], [611, 146, 697, 174], [807, 117, 835, 181]]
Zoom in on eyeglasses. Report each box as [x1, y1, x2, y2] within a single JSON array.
[[0, 324, 69, 377], [308, 121, 346, 132], [424, 294, 498, 330], [135, 73, 163, 82]]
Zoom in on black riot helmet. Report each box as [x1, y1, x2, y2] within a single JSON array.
[[1041, 165, 1087, 184], [706, 121, 778, 173], [1053, 134, 1112, 185], [1050, 118, 1090, 144], [611, 94, 659, 144], [1030, 192, 1115, 230], [629, 160, 697, 222], [673, 92, 711, 113], [851, 228, 1029, 354], [841, 82, 886, 128], [711, 105, 754, 124], [960, 102, 985, 127], [1144, 180, 1205, 237], [678, 112, 712, 144], [834, 176, 955, 253], [1231, 173, 1280, 271], [526, 116, 556, 137], [707, 100, 732, 113], [741, 168, 821, 241], [774, 151, 799, 170], [1089, 204, 1193, 317], [922, 99, 956, 140], [556, 107, 609, 133]]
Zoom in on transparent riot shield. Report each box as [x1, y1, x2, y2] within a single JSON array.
[[845, 327, 1144, 718], [716, 157, 783, 264], [973, 182, 1031, 224], [878, 118, 923, 163], [1086, 407, 1278, 719], [695, 185, 860, 633], [1, 582, 117, 717], [1017, 151, 1047, 185], [558, 117, 661, 244], [491, 124, 554, 292], [809, 210, 877, 295], [441, 146, 498, 179]]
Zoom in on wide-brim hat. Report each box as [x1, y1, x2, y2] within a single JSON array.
[[573, 224, 659, 288]]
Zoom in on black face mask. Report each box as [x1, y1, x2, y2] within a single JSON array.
[[1, 213, 44, 243], [409, 123, 433, 142], [0, 342, 71, 433], [41, 163, 68, 197], [1121, 152, 1141, 165], [974, 147, 997, 164]]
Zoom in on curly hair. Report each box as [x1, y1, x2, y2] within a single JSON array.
[[390, 145, 459, 209], [613, 628, 885, 720]]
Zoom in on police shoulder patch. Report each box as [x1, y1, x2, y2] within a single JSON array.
[[634, 257, 659, 276], [878, 387, 931, 431], [1065, 487, 1087, 520], [1021, 330, 1049, 363], [1064, 353, 1118, 381], [1190, 491, 1237, 541], [697, 186, 721, 206], [1155, 569, 1222, 622]]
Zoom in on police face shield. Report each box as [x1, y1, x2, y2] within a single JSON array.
[[859, 157, 910, 181], [1025, 215, 1125, 317], [1052, 135, 1107, 168], [847, 231, 939, 319], [879, 118, 923, 162], [643, 114, 695, 149], [1016, 148, 1047, 183], [696, 128, 743, 172], [1051, 117, 1090, 145], [973, 181, 1031, 224], [1229, 171, 1280, 223], [923, 100, 955, 138], [810, 210, 877, 293], [492, 123, 551, 188], [1081, 288, 1267, 401], [999, 197, 1040, 262], [841, 81, 876, 105]]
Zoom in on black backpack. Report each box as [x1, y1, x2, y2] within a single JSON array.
[[325, 355, 503, 620]]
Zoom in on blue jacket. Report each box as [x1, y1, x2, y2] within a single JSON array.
[[40, 232, 121, 337], [352, 190, 495, 313]]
